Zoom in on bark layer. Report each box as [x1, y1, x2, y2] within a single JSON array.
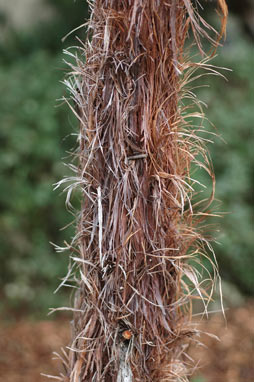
[[58, 1, 227, 381]]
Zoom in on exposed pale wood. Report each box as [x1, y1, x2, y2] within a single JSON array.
[[117, 344, 133, 382]]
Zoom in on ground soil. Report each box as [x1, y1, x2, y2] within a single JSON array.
[[0, 301, 253, 382]]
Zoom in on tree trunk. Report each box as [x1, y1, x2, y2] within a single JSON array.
[[57, 1, 227, 381]]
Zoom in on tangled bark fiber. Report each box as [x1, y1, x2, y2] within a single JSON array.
[[54, 1, 227, 381]]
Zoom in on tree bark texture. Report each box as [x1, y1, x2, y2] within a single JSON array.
[[58, 1, 227, 381]]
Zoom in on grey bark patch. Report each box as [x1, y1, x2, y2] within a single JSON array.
[[117, 343, 133, 382]]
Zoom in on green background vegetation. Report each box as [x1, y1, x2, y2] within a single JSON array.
[[0, 1, 253, 319]]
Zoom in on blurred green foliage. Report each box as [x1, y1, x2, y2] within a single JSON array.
[[0, 2, 253, 318], [191, 377, 207, 382], [0, 1, 88, 318], [194, 17, 254, 296]]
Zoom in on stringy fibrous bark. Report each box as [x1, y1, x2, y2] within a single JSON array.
[[54, 1, 227, 381]]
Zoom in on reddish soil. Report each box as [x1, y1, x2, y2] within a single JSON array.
[[0, 319, 69, 382], [0, 302, 253, 382], [190, 301, 254, 382]]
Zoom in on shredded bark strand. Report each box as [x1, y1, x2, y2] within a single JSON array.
[[55, 1, 227, 381]]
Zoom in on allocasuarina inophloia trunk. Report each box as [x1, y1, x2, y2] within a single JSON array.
[[54, 1, 227, 381]]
